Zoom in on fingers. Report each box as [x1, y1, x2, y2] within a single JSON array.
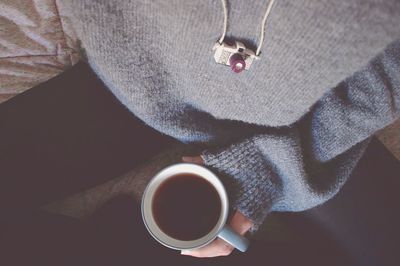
[[229, 211, 254, 235], [179, 156, 254, 258], [181, 211, 254, 258], [181, 238, 234, 258], [182, 155, 204, 165]]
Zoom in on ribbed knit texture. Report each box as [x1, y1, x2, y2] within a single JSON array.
[[202, 139, 283, 230], [63, 0, 400, 229], [203, 40, 400, 227]]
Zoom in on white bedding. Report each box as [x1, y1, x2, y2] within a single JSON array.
[[0, 0, 80, 103]]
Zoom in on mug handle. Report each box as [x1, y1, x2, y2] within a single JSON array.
[[218, 225, 250, 252]]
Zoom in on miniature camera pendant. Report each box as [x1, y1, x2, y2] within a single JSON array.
[[213, 41, 258, 73]]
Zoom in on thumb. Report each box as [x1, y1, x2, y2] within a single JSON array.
[[182, 155, 204, 165]]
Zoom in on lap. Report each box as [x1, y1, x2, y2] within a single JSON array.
[[0, 62, 176, 217]]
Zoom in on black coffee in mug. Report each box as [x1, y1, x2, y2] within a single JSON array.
[[152, 174, 222, 241]]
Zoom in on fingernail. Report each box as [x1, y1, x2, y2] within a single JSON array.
[[181, 250, 190, 255]]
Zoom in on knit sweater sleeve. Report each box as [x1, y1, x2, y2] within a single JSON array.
[[201, 39, 400, 230]]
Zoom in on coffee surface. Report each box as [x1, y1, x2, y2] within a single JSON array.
[[152, 174, 221, 241]]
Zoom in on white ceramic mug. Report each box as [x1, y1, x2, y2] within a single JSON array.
[[141, 163, 249, 252]]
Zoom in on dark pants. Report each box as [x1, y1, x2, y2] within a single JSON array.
[[0, 62, 398, 265]]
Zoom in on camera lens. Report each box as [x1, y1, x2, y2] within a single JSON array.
[[229, 54, 246, 73]]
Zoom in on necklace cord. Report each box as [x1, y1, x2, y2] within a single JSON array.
[[218, 0, 276, 56], [218, 0, 228, 44]]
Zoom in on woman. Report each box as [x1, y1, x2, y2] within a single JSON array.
[[61, 0, 400, 257], [1, 0, 399, 262]]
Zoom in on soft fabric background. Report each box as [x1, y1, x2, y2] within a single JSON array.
[[0, 0, 399, 219], [0, 0, 79, 103]]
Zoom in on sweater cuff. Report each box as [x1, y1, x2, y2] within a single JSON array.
[[201, 138, 282, 231]]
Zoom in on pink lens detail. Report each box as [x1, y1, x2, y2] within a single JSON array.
[[229, 54, 246, 73]]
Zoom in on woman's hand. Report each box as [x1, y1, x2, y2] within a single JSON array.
[[181, 156, 254, 258]]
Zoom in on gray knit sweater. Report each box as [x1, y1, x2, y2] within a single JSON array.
[[64, 0, 400, 229]]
